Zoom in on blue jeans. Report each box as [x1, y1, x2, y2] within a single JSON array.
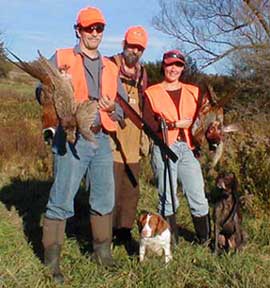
[[45, 127, 114, 220], [151, 141, 209, 217]]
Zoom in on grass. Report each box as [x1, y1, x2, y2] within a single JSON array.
[[0, 79, 270, 287]]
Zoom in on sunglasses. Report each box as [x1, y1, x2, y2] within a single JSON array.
[[173, 62, 185, 67], [81, 24, 105, 34], [163, 52, 185, 64]]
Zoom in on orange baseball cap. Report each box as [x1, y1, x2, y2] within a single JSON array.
[[76, 7, 106, 27], [163, 49, 186, 65], [124, 26, 148, 49]]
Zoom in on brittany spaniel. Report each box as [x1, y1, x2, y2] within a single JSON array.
[[137, 212, 172, 263]]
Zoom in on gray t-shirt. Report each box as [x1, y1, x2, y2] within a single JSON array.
[[82, 53, 101, 100]]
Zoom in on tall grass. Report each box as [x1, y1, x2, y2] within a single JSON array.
[[0, 80, 270, 287]]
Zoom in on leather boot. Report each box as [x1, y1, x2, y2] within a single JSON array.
[[42, 217, 66, 284], [165, 214, 179, 247], [192, 214, 211, 245], [113, 227, 139, 255], [90, 213, 116, 268]]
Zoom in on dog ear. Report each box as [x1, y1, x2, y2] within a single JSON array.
[[137, 213, 146, 232], [156, 215, 169, 234]]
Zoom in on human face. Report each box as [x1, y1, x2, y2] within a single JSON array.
[[78, 23, 104, 52], [123, 43, 144, 67], [163, 62, 184, 83]]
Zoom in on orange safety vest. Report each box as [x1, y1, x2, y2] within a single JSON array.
[[145, 83, 199, 148], [55, 48, 119, 131]]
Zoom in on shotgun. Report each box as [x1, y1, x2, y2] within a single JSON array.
[[116, 96, 178, 163], [160, 118, 176, 214]]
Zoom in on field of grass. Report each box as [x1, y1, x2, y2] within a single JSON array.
[[0, 79, 269, 287]]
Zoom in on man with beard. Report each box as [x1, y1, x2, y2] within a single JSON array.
[[109, 26, 149, 254]]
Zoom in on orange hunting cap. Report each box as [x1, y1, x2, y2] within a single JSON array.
[[162, 49, 186, 65], [125, 26, 148, 49], [76, 7, 106, 27]]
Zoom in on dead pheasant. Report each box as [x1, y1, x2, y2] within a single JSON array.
[[192, 84, 239, 167], [35, 84, 58, 144], [75, 99, 98, 142], [6, 50, 97, 144]]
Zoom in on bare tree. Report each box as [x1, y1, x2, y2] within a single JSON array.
[[231, 46, 270, 99], [153, 0, 270, 70], [243, 0, 270, 38]]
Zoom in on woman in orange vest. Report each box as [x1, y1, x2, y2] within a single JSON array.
[[144, 50, 210, 246], [41, 7, 128, 283]]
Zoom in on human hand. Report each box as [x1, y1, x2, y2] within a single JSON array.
[[175, 118, 192, 129], [98, 96, 115, 112]]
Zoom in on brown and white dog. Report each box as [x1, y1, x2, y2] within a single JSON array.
[[137, 212, 172, 263], [213, 172, 247, 254]]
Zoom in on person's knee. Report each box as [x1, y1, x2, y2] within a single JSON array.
[[90, 196, 115, 215], [45, 205, 73, 220]]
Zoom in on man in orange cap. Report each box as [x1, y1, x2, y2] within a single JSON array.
[[108, 26, 149, 255], [41, 6, 128, 283]]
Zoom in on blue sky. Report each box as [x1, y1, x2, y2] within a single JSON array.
[[0, 0, 177, 64]]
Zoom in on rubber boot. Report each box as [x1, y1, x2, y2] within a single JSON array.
[[90, 213, 116, 268], [165, 214, 179, 247], [192, 214, 211, 245], [42, 217, 66, 284]]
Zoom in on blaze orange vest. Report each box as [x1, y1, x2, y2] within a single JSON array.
[[145, 83, 199, 148], [55, 48, 119, 131]]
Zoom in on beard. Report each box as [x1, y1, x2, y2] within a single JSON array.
[[123, 49, 140, 66]]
